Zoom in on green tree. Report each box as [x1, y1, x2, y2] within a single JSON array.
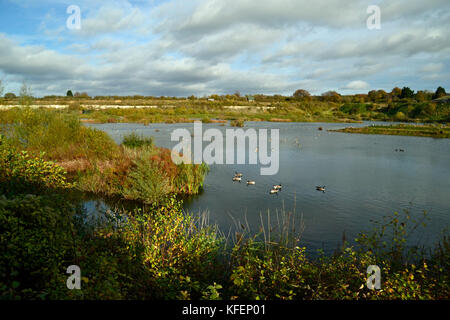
[[368, 90, 378, 101], [4, 92, 16, 99], [400, 87, 414, 99], [66, 90, 73, 97], [432, 86, 446, 99], [391, 87, 402, 98], [415, 90, 426, 102], [377, 90, 388, 101]]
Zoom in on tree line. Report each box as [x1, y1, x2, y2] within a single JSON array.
[[0, 79, 447, 103]]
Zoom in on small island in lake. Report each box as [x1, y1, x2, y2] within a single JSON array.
[[330, 124, 450, 138]]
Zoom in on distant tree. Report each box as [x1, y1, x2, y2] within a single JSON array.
[[321, 91, 342, 103], [4, 92, 16, 99], [293, 89, 311, 98], [400, 87, 414, 99], [352, 94, 367, 103], [66, 90, 73, 97], [391, 87, 402, 98], [432, 86, 446, 99], [415, 90, 426, 102], [368, 90, 378, 101], [377, 90, 388, 101], [74, 91, 89, 98], [234, 91, 241, 98]]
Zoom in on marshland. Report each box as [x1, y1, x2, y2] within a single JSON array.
[[1, 90, 449, 300]]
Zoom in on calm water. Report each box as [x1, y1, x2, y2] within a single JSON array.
[[86, 121, 450, 254]]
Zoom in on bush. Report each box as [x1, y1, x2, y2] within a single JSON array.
[[0, 136, 72, 195], [340, 103, 367, 115], [122, 133, 154, 149], [394, 111, 406, 121], [230, 119, 244, 127], [122, 156, 171, 204], [0, 194, 76, 299]]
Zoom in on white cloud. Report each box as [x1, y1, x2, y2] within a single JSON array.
[[421, 63, 444, 73], [342, 80, 370, 90], [0, 0, 449, 96]]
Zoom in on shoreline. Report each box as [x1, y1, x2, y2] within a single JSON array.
[[329, 124, 450, 138]]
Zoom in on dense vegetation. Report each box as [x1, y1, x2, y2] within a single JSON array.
[[0, 107, 449, 300], [0, 108, 208, 204], [1, 86, 449, 125]]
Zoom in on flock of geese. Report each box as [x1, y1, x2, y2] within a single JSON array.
[[232, 171, 325, 194]]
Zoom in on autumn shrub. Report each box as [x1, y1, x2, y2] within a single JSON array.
[[226, 208, 449, 300], [122, 156, 171, 204], [116, 196, 223, 299], [0, 135, 72, 195], [122, 132, 154, 149]]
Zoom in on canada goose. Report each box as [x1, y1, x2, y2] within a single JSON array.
[[273, 184, 282, 190], [247, 180, 256, 185], [316, 186, 325, 192], [270, 189, 279, 194], [232, 176, 242, 182], [234, 171, 243, 177]]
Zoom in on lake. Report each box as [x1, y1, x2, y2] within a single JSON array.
[[85, 121, 450, 255]]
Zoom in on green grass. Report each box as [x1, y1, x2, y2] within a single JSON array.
[[331, 124, 450, 138], [0, 107, 118, 161]]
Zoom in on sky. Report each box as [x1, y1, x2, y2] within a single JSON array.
[[0, 0, 449, 97]]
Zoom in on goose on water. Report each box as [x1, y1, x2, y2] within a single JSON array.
[[247, 180, 256, 185], [316, 186, 325, 192]]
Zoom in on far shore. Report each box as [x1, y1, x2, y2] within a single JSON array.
[[329, 124, 450, 138]]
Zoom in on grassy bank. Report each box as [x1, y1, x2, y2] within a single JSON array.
[[0, 108, 208, 204], [331, 124, 450, 138]]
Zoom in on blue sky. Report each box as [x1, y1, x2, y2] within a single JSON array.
[[0, 0, 449, 97]]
